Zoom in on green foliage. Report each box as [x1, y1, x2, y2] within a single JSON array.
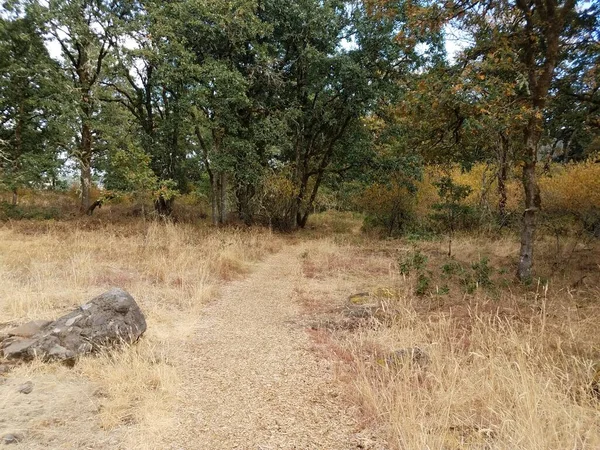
[[471, 257, 493, 288], [399, 250, 431, 296], [415, 273, 431, 296], [431, 176, 473, 256], [0, 13, 65, 194], [107, 147, 158, 197], [0, 0, 598, 247], [439, 256, 496, 294], [0, 202, 61, 220], [154, 180, 180, 203], [441, 261, 464, 277], [358, 182, 417, 236], [399, 250, 428, 275], [431, 176, 473, 224], [437, 285, 450, 295]]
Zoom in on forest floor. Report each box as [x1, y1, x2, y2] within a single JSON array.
[[1, 214, 600, 449]]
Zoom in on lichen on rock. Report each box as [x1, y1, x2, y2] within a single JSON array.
[[1, 288, 146, 364]]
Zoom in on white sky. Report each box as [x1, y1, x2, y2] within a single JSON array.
[[45, 23, 467, 64]]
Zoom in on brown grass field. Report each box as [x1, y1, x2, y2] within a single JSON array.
[[0, 220, 282, 448], [1, 211, 599, 449]]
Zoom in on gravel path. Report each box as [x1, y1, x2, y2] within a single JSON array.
[[165, 244, 377, 450]]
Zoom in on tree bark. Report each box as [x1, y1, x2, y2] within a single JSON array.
[[79, 120, 93, 214], [154, 197, 173, 218], [193, 123, 217, 225], [498, 134, 509, 220], [209, 171, 227, 226], [218, 172, 227, 224], [11, 97, 24, 206], [235, 183, 255, 226], [87, 199, 102, 215], [295, 115, 352, 229], [517, 131, 541, 280], [211, 175, 219, 226], [514, 0, 574, 280], [77, 40, 94, 215]]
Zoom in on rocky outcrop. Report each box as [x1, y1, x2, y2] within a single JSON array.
[[1, 288, 146, 364]]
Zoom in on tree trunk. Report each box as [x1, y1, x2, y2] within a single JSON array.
[[498, 134, 509, 220], [87, 199, 102, 216], [517, 133, 541, 280], [235, 183, 255, 226], [154, 197, 173, 218], [513, 0, 573, 280], [448, 210, 453, 257], [219, 172, 227, 224], [295, 174, 309, 229], [12, 98, 23, 207], [285, 138, 304, 231], [210, 171, 227, 226], [193, 124, 217, 225], [211, 176, 219, 226], [79, 120, 93, 214]]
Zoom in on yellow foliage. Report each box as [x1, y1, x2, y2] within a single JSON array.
[[357, 182, 415, 220], [539, 159, 600, 214], [412, 159, 600, 220], [414, 168, 442, 217], [451, 164, 522, 212]]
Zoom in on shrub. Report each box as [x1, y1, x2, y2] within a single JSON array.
[[357, 182, 416, 236], [0, 202, 62, 220], [412, 159, 600, 235], [430, 176, 473, 256], [399, 250, 428, 275], [471, 256, 493, 287]]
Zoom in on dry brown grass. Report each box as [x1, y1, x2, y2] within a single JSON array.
[[2, 210, 599, 449], [299, 232, 600, 449], [0, 220, 282, 448]]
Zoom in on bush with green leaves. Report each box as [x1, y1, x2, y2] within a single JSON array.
[[399, 250, 428, 275], [430, 176, 473, 257], [399, 250, 431, 296]]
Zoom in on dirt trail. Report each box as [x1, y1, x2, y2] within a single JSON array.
[[163, 244, 378, 450]]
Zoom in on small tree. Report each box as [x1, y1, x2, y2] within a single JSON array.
[[431, 176, 472, 257], [105, 145, 179, 219]]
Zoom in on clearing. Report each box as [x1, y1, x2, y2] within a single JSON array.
[[0, 226, 383, 449], [2, 219, 600, 449]]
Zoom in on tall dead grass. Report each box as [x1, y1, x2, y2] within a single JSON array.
[[299, 234, 600, 449], [0, 220, 282, 447], [348, 292, 600, 449]]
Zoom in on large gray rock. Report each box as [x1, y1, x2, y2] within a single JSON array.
[[2, 288, 146, 363], [7, 320, 51, 338]]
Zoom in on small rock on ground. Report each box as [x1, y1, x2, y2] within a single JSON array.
[[1, 433, 24, 445], [384, 347, 430, 369], [17, 381, 33, 394]]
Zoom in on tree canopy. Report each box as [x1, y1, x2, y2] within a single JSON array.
[[0, 0, 598, 277]]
